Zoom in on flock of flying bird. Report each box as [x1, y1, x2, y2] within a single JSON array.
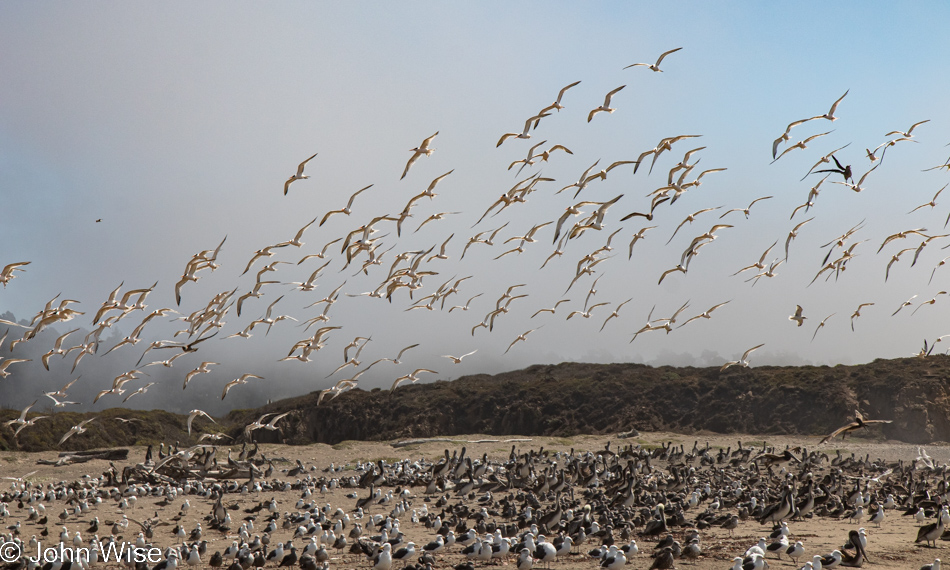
[[1, 46, 950, 447]]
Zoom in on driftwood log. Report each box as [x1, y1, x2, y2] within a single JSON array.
[[390, 437, 532, 448], [36, 448, 129, 465]]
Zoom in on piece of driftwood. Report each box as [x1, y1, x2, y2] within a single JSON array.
[[57, 448, 129, 459], [37, 449, 130, 465], [391, 437, 532, 448]]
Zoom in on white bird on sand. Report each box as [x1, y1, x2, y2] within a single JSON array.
[[373, 542, 392, 570], [786, 541, 805, 564], [284, 152, 318, 195]]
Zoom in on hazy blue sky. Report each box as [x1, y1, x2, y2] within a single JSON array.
[[2, 2, 949, 414]]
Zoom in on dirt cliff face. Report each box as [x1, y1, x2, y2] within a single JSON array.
[[232, 356, 950, 446], [4, 356, 949, 451]]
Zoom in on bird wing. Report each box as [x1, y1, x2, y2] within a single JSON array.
[[401, 152, 420, 180], [603, 85, 626, 106], [296, 153, 318, 177], [819, 422, 859, 444], [555, 81, 581, 104], [420, 131, 439, 147], [827, 89, 849, 116], [654, 47, 683, 66], [741, 343, 765, 360]]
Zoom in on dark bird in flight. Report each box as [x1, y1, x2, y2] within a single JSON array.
[[819, 410, 892, 444], [815, 154, 853, 183]]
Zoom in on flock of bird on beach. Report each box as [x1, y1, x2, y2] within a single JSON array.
[[2, 433, 950, 570], [1, 45, 949, 449]]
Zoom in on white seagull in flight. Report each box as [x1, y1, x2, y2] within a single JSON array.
[[283, 152, 317, 195]]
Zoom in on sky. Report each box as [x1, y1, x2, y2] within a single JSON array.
[[1, 2, 950, 416]]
